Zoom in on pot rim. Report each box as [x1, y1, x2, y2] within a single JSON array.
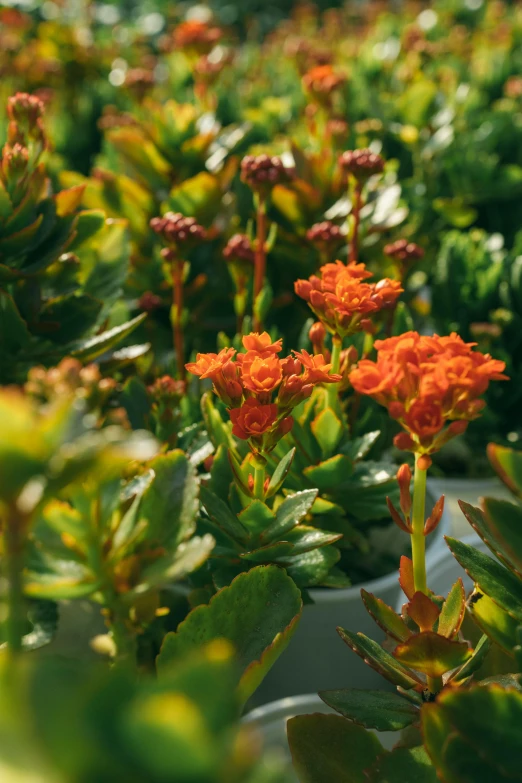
[[243, 693, 327, 726], [307, 484, 450, 603]]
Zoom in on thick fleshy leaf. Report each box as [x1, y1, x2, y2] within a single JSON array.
[[446, 537, 522, 622], [238, 500, 275, 538], [438, 578, 466, 638], [423, 684, 522, 782], [340, 431, 380, 462], [139, 450, 198, 546], [407, 592, 440, 632], [337, 629, 421, 689], [69, 314, 146, 361], [266, 448, 295, 498], [311, 408, 344, 459], [399, 556, 415, 600], [303, 455, 354, 490], [361, 589, 411, 642], [320, 688, 418, 731], [469, 590, 519, 654], [487, 443, 522, 498], [199, 485, 248, 543], [451, 634, 491, 683], [393, 631, 472, 678], [55, 185, 85, 217], [287, 714, 383, 783], [459, 499, 522, 577], [366, 746, 438, 783], [281, 525, 342, 554], [286, 545, 341, 587], [261, 489, 317, 541], [0, 289, 30, 354], [133, 535, 215, 592], [67, 209, 106, 250], [157, 565, 302, 704]]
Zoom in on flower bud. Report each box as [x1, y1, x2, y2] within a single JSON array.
[[397, 463, 412, 517], [338, 148, 385, 181], [309, 321, 326, 347]]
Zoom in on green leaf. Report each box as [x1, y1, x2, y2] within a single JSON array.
[[451, 634, 491, 683], [238, 500, 275, 538], [38, 294, 102, 344], [340, 431, 380, 462], [67, 209, 107, 250], [20, 600, 59, 652], [320, 688, 418, 731], [166, 172, 222, 225], [0, 289, 30, 354], [199, 486, 248, 543], [337, 629, 421, 689], [460, 499, 522, 577], [69, 314, 146, 361], [487, 443, 522, 498], [446, 537, 522, 622], [139, 450, 199, 546], [438, 578, 466, 638], [135, 535, 215, 592], [433, 198, 478, 228], [361, 589, 411, 642], [287, 714, 383, 783], [286, 545, 341, 587], [303, 454, 354, 490], [157, 565, 302, 704], [261, 488, 318, 542], [120, 376, 151, 430], [366, 746, 438, 783], [266, 448, 295, 498], [201, 393, 235, 451], [393, 632, 472, 678], [469, 590, 519, 654], [24, 563, 100, 600], [281, 525, 342, 554], [311, 408, 344, 459], [424, 684, 522, 782]]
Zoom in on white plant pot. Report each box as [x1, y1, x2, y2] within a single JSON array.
[[251, 487, 451, 706], [427, 476, 511, 537], [243, 693, 398, 781]]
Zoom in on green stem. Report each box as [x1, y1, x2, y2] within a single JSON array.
[[253, 462, 265, 500], [109, 611, 137, 668], [253, 196, 267, 332], [349, 183, 362, 263], [3, 506, 26, 656], [327, 336, 343, 409], [411, 456, 427, 595]]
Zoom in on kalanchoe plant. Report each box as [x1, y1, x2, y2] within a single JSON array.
[[287, 332, 513, 782], [185, 331, 344, 591], [0, 92, 144, 383]]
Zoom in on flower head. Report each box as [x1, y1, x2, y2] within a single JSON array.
[[150, 212, 206, 248], [339, 149, 384, 181], [302, 65, 346, 96], [295, 260, 402, 338], [349, 330, 508, 455], [240, 154, 295, 193], [230, 398, 279, 440]]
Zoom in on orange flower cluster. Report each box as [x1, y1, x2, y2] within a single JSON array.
[[349, 331, 508, 454], [295, 260, 402, 338], [302, 65, 346, 96], [186, 332, 341, 449], [173, 20, 222, 56]]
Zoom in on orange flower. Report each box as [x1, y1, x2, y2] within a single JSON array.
[[348, 330, 508, 455], [295, 260, 402, 338], [293, 350, 342, 384], [241, 332, 282, 354], [241, 352, 283, 395], [185, 347, 236, 379], [404, 399, 444, 440], [302, 65, 346, 96], [230, 398, 279, 440]]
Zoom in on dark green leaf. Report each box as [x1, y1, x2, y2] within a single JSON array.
[[200, 485, 248, 543], [69, 314, 146, 361], [438, 578, 466, 638], [262, 489, 318, 541], [157, 565, 302, 704], [366, 746, 438, 783], [320, 688, 418, 731], [337, 629, 421, 689], [287, 714, 383, 783], [266, 448, 295, 498], [361, 589, 411, 642]]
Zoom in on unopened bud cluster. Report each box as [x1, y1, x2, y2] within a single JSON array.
[[339, 148, 385, 181], [150, 212, 206, 249], [240, 154, 295, 193]]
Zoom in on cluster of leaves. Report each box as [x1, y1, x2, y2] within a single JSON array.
[[287, 442, 522, 782]]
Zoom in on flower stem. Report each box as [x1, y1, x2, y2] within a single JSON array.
[[3, 506, 26, 657], [349, 182, 362, 263], [172, 260, 185, 381], [254, 462, 265, 500], [327, 335, 342, 409], [253, 196, 267, 332], [411, 455, 427, 595]]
